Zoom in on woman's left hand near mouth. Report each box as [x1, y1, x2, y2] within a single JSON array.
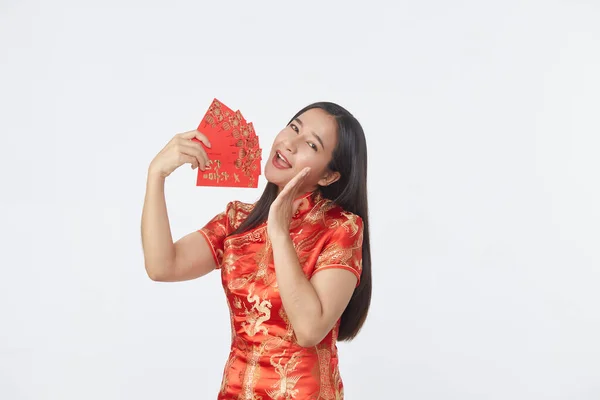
[[267, 167, 311, 240]]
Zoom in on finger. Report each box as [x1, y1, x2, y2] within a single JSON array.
[[179, 129, 198, 139], [178, 153, 199, 170], [185, 138, 212, 168], [193, 132, 212, 149], [289, 167, 310, 186], [180, 129, 211, 148], [295, 167, 310, 182], [183, 136, 208, 151], [277, 184, 304, 208], [278, 181, 297, 199], [179, 137, 210, 157], [285, 167, 310, 195], [178, 142, 207, 166], [178, 142, 210, 171]]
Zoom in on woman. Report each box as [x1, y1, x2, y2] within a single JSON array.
[[141, 101, 372, 399]]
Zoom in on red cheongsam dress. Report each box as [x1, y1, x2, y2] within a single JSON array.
[[198, 189, 363, 399]]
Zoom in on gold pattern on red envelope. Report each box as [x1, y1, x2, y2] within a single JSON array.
[[194, 98, 262, 188]]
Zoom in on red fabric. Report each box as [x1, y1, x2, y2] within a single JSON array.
[[199, 190, 363, 399]]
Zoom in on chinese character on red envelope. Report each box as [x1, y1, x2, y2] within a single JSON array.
[[192, 98, 262, 188]]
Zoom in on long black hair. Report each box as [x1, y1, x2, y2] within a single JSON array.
[[231, 102, 371, 341]]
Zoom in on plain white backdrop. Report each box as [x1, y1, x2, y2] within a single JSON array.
[[1, 0, 599, 399]]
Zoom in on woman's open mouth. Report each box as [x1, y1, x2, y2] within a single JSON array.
[[272, 151, 292, 169]]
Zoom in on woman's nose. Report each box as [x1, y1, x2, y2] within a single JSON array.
[[282, 137, 297, 153]]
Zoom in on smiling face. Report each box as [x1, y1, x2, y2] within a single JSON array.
[[264, 107, 341, 193]]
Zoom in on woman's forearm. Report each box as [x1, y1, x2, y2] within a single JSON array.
[[271, 234, 323, 347], [141, 170, 176, 277]]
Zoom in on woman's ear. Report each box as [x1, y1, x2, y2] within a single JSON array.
[[318, 170, 341, 187]]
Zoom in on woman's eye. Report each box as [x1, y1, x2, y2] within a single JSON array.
[[308, 142, 317, 151], [290, 123, 299, 133]]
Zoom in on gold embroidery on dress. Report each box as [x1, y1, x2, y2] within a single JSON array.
[[262, 308, 295, 351], [228, 233, 276, 292], [233, 296, 242, 309], [229, 274, 254, 292], [316, 348, 335, 400], [303, 201, 336, 225], [227, 203, 237, 224], [332, 366, 344, 400], [241, 283, 272, 337], [227, 201, 254, 232], [240, 343, 264, 400], [223, 250, 238, 274], [238, 308, 299, 399], [292, 231, 322, 267], [227, 291, 237, 342], [255, 236, 273, 283], [266, 349, 303, 399], [316, 215, 363, 273], [327, 211, 360, 237], [226, 226, 266, 247], [225, 228, 266, 281], [316, 243, 356, 268]]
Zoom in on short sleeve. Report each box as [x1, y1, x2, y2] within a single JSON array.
[[311, 215, 364, 287], [198, 202, 234, 269]]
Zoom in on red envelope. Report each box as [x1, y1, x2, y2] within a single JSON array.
[[195, 98, 262, 188], [196, 159, 246, 187]]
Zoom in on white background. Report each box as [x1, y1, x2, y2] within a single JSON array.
[[1, 1, 599, 399]]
